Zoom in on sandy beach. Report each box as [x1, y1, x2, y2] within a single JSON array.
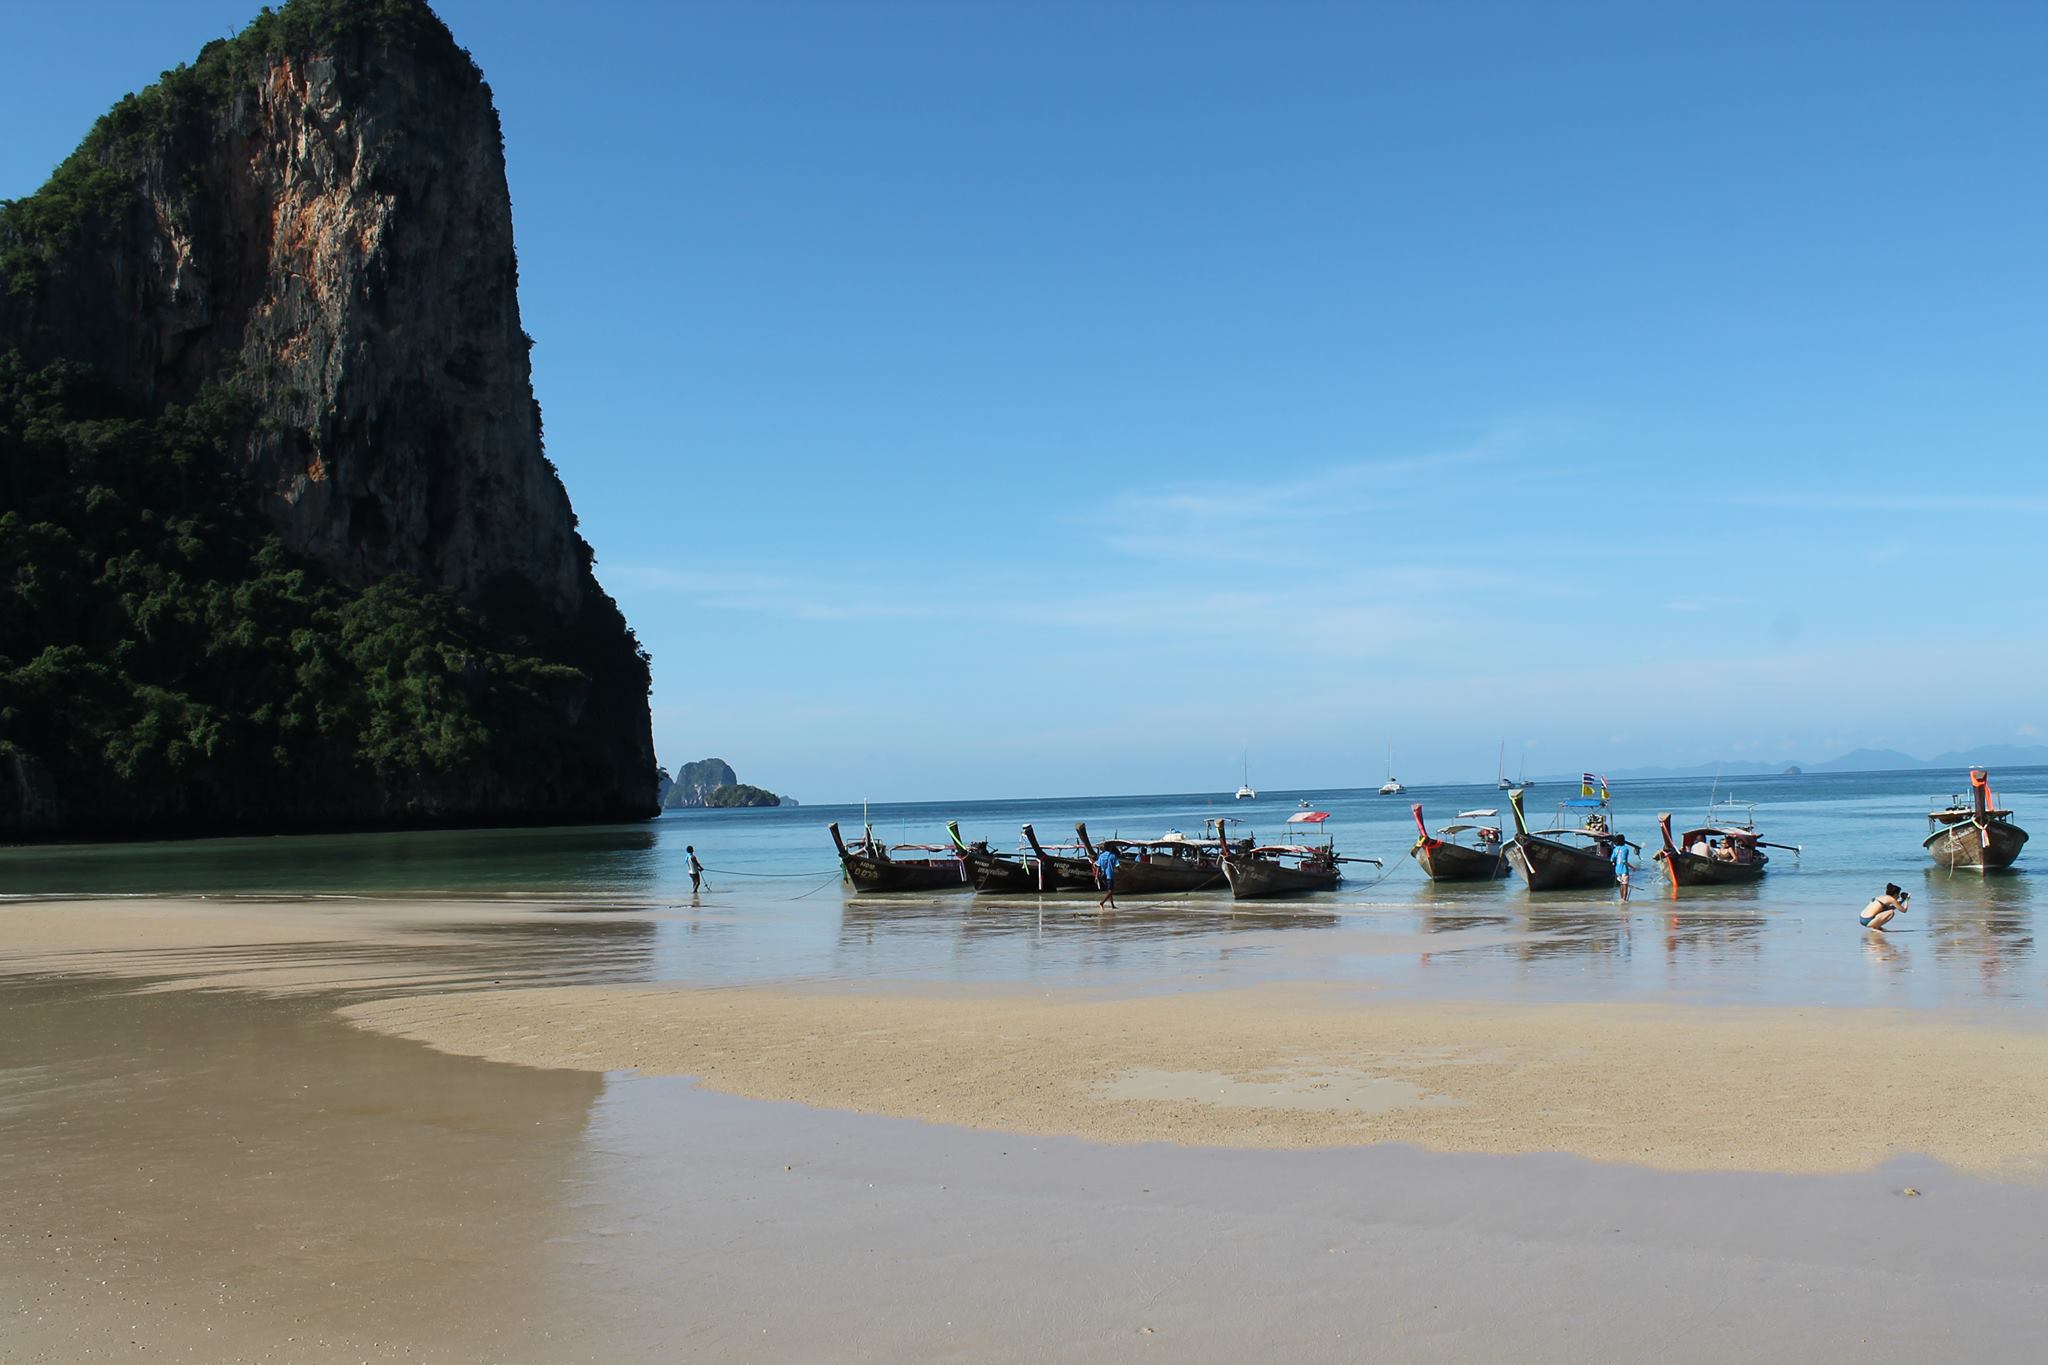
[[8, 894, 2048, 1361], [9, 896, 2048, 1175]]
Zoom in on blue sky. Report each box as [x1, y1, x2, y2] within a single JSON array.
[[5, 2, 2045, 802]]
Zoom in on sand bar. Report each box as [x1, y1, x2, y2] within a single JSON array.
[[8, 896, 2048, 1177], [343, 979, 2048, 1176]]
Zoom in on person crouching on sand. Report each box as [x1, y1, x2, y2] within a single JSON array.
[[1861, 883, 1908, 931], [1610, 837, 1635, 902], [1095, 846, 1118, 909]]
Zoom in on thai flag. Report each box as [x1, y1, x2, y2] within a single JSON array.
[[1581, 772, 1608, 800]]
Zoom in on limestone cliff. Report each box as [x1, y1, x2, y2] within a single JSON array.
[[0, 0, 656, 837]]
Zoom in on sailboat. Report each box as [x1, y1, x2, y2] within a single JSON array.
[[1378, 742, 1405, 796], [1496, 742, 1513, 791], [1234, 751, 1257, 801]]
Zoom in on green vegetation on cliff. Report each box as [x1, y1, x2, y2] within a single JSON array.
[[0, 0, 656, 837], [0, 355, 642, 833], [703, 784, 782, 809], [663, 758, 783, 808], [0, 0, 464, 295]]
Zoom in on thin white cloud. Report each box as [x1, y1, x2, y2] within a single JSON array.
[[1723, 492, 2048, 514], [1090, 431, 1529, 567]]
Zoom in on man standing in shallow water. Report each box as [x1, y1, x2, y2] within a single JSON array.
[[686, 845, 704, 894], [1611, 837, 1635, 902], [1094, 845, 1118, 909]]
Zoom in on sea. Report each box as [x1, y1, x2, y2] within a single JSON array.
[[4, 767, 2041, 1013]]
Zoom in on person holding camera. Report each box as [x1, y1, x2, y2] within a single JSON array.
[[1860, 883, 1908, 931]]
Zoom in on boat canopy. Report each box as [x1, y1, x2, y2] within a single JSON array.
[[1677, 826, 1761, 842], [1438, 823, 1499, 836], [1456, 808, 1499, 818], [1286, 811, 1332, 824]]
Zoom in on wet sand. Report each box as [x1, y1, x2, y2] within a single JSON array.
[[347, 980, 2048, 1175], [8, 895, 2048, 1360]]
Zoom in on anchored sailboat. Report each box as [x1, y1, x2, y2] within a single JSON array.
[[1378, 742, 1405, 796]]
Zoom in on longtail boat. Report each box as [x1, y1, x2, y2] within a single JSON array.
[[1925, 769, 2029, 873], [1223, 829, 1378, 899], [1653, 801, 1799, 888], [945, 820, 1044, 893], [1020, 823, 1099, 891], [828, 821, 970, 893], [1409, 803, 1509, 881], [1076, 820, 1230, 895], [1504, 786, 1628, 891]]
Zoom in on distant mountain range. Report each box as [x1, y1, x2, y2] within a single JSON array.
[[1569, 744, 2048, 783]]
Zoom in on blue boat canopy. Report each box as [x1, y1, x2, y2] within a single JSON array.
[[1563, 797, 1606, 808]]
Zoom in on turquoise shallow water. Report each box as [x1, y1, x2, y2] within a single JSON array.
[[3, 768, 2041, 1011]]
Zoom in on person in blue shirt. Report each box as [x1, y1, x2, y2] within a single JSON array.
[[1094, 846, 1119, 909], [1610, 836, 1635, 902]]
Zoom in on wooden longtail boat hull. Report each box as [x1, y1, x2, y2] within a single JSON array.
[[947, 822, 1047, 893], [1105, 861, 1228, 895], [1654, 850, 1766, 886], [838, 855, 970, 893], [1412, 840, 1509, 882], [1506, 836, 1615, 891], [964, 852, 1046, 893], [1072, 821, 1227, 895], [1924, 819, 2029, 872], [1503, 789, 1614, 891], [830, 821, 971, 894], [1019, 824, 1101, 891], [1223, 857, 1339, 899]]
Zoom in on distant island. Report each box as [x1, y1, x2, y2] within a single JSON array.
[[663, 758, 786, 809], [1571, 743, 2048, 784]]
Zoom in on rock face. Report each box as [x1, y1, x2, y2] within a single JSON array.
[[666, 759, 740, 808], [0, 0, 656, 837], [662, 760, 785, 809], [3, 2, 578, 613]]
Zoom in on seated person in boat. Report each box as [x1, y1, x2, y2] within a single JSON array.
[[1689, 837, 1711, 857]]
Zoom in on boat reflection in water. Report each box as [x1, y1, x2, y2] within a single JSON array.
[[1925, 868, 2036, 998]]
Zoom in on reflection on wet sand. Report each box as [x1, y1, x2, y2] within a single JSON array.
[[833, 895, 1342, 979], [1415, 881, 1514, 936], [1926, 871, 2036, 998], [1, 978, 607, 1359], [0, 823, 664, 899], [1518, 902, 1633, 968], [1657, 906, 1765, 980]]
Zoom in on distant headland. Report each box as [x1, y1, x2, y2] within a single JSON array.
[[661, 759, 788, 809]]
